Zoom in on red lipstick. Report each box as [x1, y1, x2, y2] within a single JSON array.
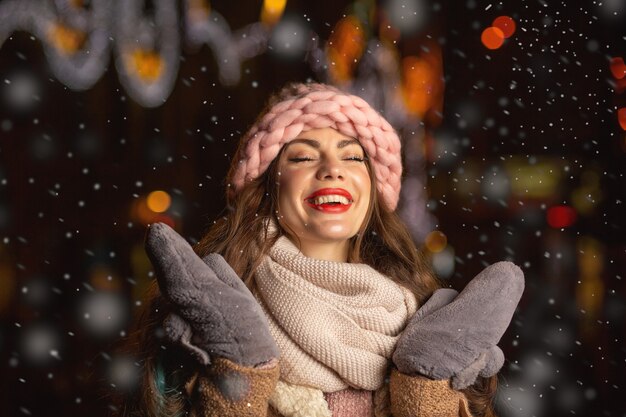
[[304, 188, 353, 213]]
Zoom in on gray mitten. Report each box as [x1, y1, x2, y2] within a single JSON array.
[[392, 261, 524, 389], [145, 222, 279, 367]]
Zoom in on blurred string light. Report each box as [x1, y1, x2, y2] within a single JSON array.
[[481, 15, 516, 50], [0, 0, 437, 241], [576, 236, 605, 339]]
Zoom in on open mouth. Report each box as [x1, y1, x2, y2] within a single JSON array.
[[305, 189, 354, 213]]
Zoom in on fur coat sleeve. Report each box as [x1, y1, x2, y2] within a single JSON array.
[[185, 358, 473, 417]]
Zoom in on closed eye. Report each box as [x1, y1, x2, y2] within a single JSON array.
[[344, 156, 366, 162], [289, 157, 315, 162]]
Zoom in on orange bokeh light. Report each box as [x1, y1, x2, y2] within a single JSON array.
[[493, 16, 516, 38], [618, 107, 626, 131], [481, 27, 505, 50], [147, 190, 171, 213]]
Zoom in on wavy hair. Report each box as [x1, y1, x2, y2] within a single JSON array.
[[113, 83, 498, 417]]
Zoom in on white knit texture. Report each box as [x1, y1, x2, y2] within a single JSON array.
[[254, 236, 417, 392]]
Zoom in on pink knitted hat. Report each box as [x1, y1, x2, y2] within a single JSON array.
[[231, 83, 402, 211]]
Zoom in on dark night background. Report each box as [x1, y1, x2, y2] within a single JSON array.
[[0, 0, 624, 416]]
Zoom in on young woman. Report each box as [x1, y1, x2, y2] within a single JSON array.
[[122, 82, 524, 417]]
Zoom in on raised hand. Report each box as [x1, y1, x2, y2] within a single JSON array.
[[144, 222, 279, 367], [392, 261, 524, 389]]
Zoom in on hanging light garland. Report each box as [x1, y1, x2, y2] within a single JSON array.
[[0, 0, 440, 241]]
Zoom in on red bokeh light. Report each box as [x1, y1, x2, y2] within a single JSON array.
[[619, 108, 626, 131], [610, 57, 626, 80], [547, 205, 577, 228], [493, 16, 516, 38]]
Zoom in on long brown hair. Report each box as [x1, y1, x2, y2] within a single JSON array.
[[114, 83, 498, 416]]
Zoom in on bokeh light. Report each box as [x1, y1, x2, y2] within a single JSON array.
[[107, 355, 141, 392], [546, 205, 577, 228], [269, 17, 308, 59], [2, 71, 41, 112], [610, 57, 625, 79], [481, 26, 505, 50], [618, 107, 626, 131], [19, 323, 62, 366], [146, 190, 172, 213], [262, 0, 287, 25], [425, 230, 447, 253], [492, 16, 516, 38], [431, 246, 455, 279], [78, 292, 129, 338], [384, 0, 428, 35]]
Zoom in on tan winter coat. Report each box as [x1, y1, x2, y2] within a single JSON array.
[[185, 358, 474, 417]]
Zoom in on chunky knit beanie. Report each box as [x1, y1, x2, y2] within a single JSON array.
[[229, 83, 403, 211]]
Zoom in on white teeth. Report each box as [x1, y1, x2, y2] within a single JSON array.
[[310, 195, 351, 205]]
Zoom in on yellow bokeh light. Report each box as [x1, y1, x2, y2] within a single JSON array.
[[261, 0, 287, 25], [147, 190, 171, 213], [425, 231, 447, 253]]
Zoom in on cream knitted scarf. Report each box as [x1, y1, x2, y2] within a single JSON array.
[[254, 236, 418, 393]]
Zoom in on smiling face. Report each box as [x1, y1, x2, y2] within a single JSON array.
[[276, 128, 372, 261]]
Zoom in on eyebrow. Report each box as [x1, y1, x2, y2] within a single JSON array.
[[286, 138, 361, 149]]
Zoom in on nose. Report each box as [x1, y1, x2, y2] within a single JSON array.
[[316, 157, 345, 181]]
